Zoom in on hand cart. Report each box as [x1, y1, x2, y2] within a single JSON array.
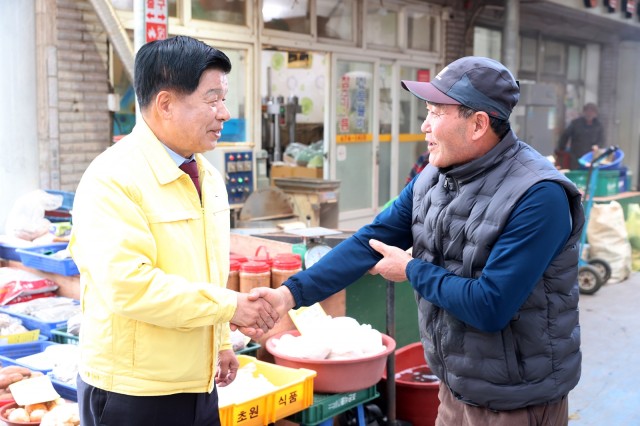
[[576, 146, 619, 295]]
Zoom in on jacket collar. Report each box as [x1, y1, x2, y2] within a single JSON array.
[[131, 118, 193, 186], [443, 130, 519, 184]]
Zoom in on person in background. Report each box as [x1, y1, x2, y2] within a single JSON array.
[[405, 150, 429, 186], [556, 102, 605, 169], [251, 56, 584, 426], [69, 36, 278, 426]]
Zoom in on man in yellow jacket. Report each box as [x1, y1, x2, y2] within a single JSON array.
[[69, 36, 278, 426]]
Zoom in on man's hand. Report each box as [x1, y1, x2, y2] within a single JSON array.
[[230, 292, 279, 338], [215, 349, 239, 387], [368, 239, 412, 282], [233, 286, 296, 337]]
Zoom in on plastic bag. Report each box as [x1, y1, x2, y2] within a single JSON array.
[[283, 142, 307, 165], [4, 190, 63, 241], [627, 203, 640, 250], [587, 201, 632, 283], [0, 267, 58, 306]]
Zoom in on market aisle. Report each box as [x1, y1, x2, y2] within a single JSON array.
[[568, 271, 640, 425]]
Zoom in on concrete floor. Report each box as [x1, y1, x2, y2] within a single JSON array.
[[568, 271, 640, 425]]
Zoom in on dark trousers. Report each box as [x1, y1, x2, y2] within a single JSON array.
[[77, 376, 221, 426]]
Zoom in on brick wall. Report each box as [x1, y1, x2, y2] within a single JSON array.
[[444, 2, 467, 66], [56, 0, 111, 191]]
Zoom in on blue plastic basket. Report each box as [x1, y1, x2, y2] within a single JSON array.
[[0, 242, 23, 261], [0, 340, 57, 373], [16, 243, 78, 276], [49, 375, 78, 401], [578, 149, 624, 170], [0, 299, 80, 338]]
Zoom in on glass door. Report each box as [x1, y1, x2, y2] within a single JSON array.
[[332, 58, 377, 222]]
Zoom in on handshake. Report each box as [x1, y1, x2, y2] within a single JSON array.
[[229, 286, 296, 338]]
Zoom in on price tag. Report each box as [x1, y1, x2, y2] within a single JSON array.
[[288, 303, 329, 335], [9, 375, 60, 406], [0, 329, 40, 345]]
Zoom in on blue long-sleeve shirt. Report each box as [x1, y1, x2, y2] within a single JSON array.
[[283, 179, 572, 333]]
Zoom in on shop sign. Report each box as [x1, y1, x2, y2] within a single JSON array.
[[417, 69, 431, 82], [145, 0, 168, 43], [338, 75, 350, 133]]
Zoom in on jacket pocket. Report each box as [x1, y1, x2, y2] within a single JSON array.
[[502, 326, 522, 383]]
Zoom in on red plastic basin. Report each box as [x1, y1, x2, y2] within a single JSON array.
[[266, 329, 396, 393], [382, 342, 440, 426]]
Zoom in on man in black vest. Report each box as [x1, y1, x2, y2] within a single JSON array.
[[251, 57, 584, 426]]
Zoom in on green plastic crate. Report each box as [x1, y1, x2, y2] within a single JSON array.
[[51, 327, 79, 345], [564, 170, 620, 197], [235, 341, 260, 357], [288, 385, 379, 425]]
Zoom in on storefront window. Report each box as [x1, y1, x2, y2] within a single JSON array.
[[543, 40, 565, 75], [365, 0, 398, 48], [317, 0, 354, 41], [335, 60, 374, 211], [567, 45, 584, 81], [473, 27, 501, 61], [263, 0, 310, 34], [111, 0, 177, 16], [520, 36, 537, 72], [192, 0, 246, 26], [408, 11, 438, 53], [219, 48, 247, 142], [378, 63, 392, 205]]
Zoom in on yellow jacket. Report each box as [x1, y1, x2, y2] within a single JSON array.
[[69, 119, 237, 396]]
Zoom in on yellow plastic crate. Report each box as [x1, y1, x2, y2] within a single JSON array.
[[219, 355, 316, 426]]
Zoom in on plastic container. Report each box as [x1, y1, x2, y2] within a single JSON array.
[[227, 260, 241, 292], [0, 299, 80, 337], [0, 242, 26, 262], [234, 341, 261, 357], [0, 340, 58, 373], [218, 355, 316, 426], [265, 329, 396, 393], [381, 342, 440, 426], [289, 385, 379, 425], [239, 261, 271, 293], [563, 170, 620, 197], [248, 246, 273, 267], [51, 326, 79, 345], [271, 254, 302, 288], [229, 253, 248, 264], [16, 243, 79, 276], [49, 375, 78, 401], [0, 402, 40, 425], [578, 149, 624, 170]]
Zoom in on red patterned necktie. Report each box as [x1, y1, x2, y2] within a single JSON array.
[[179, 160, 201, 199]]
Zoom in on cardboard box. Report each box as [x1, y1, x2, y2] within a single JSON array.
[[270, 165, 323, 185]]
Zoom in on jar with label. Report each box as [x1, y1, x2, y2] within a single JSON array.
[[226, 259, 241, 292], [271, 253, 302, 288], [239, 261, 271, 293]]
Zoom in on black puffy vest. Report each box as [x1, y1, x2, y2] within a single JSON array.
[[412, 131, 584, 410]]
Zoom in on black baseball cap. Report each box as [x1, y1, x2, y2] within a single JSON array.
[[401, 56, 520, 121]]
